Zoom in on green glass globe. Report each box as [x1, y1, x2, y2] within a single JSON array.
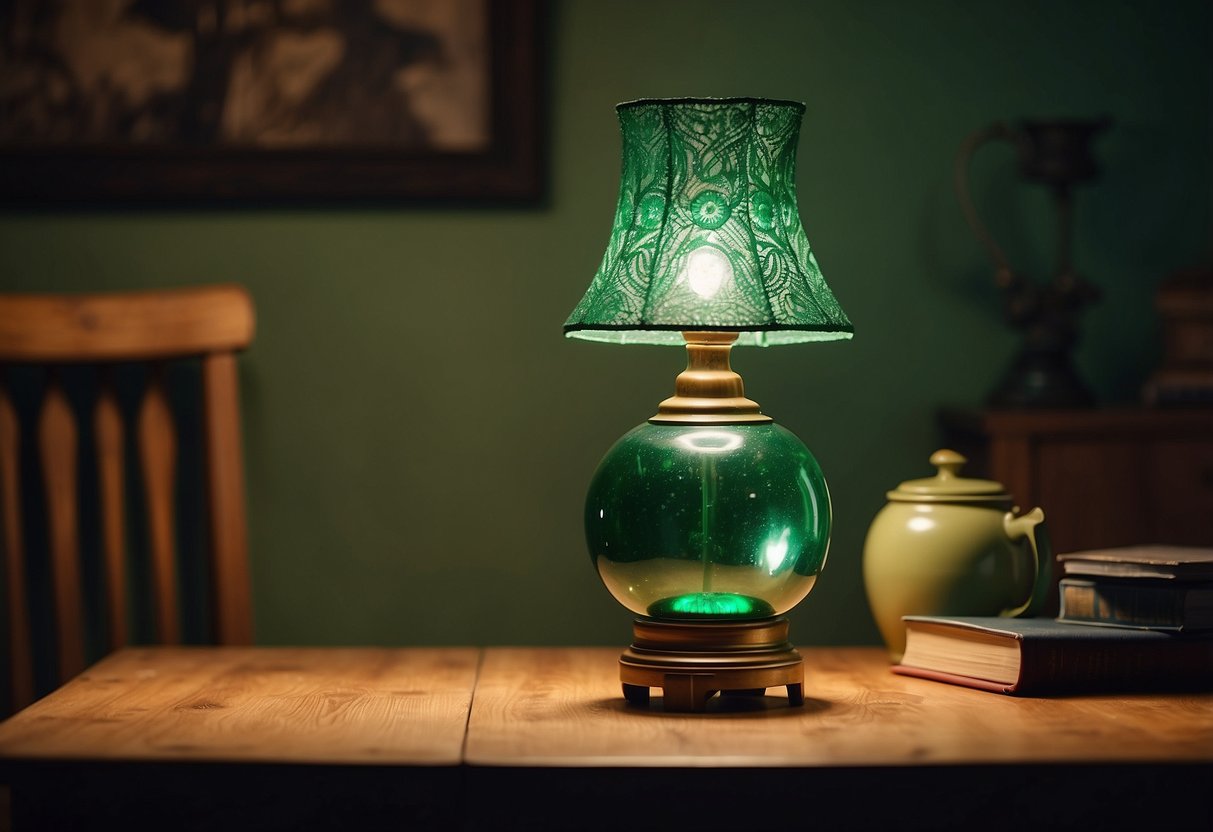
[[585, 422, 831, 620]]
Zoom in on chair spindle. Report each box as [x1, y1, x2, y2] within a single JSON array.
[[0, 380, 34, 710], [94, 371, 127, 650], [138, 366, 180, 644], [38, 374, 85, 681], [203, 353, 252, 645]]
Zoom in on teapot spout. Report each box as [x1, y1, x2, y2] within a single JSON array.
[[1002, 507, 1052, 617]]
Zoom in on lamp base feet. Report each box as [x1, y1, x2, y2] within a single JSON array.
[[618, 617, 804, 713]]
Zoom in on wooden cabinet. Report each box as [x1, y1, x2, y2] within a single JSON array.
[[940, 408, 1213, 610]]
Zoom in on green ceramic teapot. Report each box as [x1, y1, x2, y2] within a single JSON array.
[[862, 449, 1051, 661]]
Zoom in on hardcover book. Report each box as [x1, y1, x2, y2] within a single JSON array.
[[1060, 578, 1213, 632], [1057, 545, 1213, 580], [892, 615, 1213, 695]]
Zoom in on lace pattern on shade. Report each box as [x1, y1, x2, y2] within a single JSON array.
[[565, 98, 853, 346]]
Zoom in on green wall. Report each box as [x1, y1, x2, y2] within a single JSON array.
[[1, 0, 1209, 648]]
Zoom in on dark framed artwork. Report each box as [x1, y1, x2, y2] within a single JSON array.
[[0, 0, 545, 204]]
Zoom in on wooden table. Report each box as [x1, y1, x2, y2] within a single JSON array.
[[2, 646, 1210, 830], [0, 647, 480, 830]]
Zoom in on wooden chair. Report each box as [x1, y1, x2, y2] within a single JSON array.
[[0, 285, 255, 715]]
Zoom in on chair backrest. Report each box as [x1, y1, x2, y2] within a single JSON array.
[[0, 285, 255, 714]]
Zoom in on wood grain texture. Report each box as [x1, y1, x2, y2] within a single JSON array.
[[202, 353, 252, 644], [94, 373, 127, 650], [38, 377, 85, 681], [138, 368, 179, 644], [0, 382, 33, 711], [0, 285, 254, 363], [0, 647, 480, 765], [465, 647, 1213, 767]]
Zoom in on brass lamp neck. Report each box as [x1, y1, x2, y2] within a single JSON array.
[[650, 332, 772, 425]]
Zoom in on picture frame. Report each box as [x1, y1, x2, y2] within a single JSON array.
[[0, 0, 545, 205]]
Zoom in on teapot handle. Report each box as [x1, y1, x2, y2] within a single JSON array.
[[1002, 507, 1052, 617]]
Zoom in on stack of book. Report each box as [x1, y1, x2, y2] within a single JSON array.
[[891, 546, 1213, 695], [1056, 545, 1213, 632]]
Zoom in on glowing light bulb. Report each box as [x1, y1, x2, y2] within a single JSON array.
[[684, 245, 732, 299]]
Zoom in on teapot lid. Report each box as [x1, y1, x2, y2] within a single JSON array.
[[887, 449, 1012, 503]]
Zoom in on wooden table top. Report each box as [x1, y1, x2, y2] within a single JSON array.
[[466, 646, 1213, 767], [1, 645, 1210, 769], [0, 647, 479, 765]]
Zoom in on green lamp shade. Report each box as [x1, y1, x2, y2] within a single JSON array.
[[586, 423, 831, 619], [564, 97, 853, 346]]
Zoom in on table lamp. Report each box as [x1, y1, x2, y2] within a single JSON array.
[[565, 98, 853, 711]]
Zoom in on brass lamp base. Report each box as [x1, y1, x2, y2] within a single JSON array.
[[619, 617, 804, 712]]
